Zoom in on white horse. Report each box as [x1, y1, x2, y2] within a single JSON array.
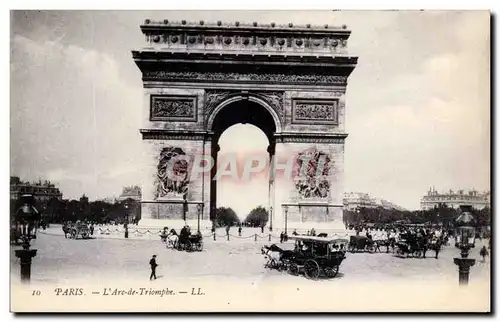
[[166, 233, 179, 249], [261, 245, 283, 269]]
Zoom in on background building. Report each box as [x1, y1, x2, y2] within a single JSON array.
[[10, 176, 63, 206], [420, 187, 490, 210], [118, 185, 142, 223], [118, 185, 141, 202], [343, 192, 407, 211]]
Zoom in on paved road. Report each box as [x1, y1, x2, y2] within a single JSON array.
[[11, 229, 491, 286]]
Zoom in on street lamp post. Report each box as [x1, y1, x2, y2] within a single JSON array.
[[269, 206, 273, 232], [283, 205, 289, 235], [453, 205, 476, 286], [197, 203, 204, 234], [14, 194, 40, 284], [124, 203, 129, 238], [183, 194, 188, 224], [355, 208, 361, 235]]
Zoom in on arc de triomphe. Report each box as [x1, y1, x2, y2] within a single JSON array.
[[132, 19, 358, 232]]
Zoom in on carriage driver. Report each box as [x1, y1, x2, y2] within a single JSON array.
[[179, 225, 191, 244]]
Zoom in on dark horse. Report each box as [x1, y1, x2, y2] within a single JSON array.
[[62, 223, 71, 239], [378, 237, 397, 253], [427, 236, 445, 259]]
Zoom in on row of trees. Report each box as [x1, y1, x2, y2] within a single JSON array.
[[13, 194, 489, 229], [343, 204, 491, 228], [10, 195, 141, 224], [213, 206, 270, 228], [216, 203, 491, 229]]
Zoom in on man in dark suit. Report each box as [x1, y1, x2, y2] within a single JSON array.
[[149, 255, 158, 280]]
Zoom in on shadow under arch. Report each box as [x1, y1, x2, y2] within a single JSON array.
[[207, 95, 282, 135], [208, 95, 280, 224]]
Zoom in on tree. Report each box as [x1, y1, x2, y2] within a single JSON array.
[[215, 207, 240, 227], [90, 200, 114, 223], [46, 197, 64, 223], [243, 206, 269, 227]]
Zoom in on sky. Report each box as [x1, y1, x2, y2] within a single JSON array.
[[10, 10, 490, 213]]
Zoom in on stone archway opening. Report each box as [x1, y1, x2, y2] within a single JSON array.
[[216, 124, 269, 223], [209, 99, 278, 226]]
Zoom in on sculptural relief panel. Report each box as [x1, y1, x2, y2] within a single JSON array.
[[292, 147, 332, 199], [283, 91, 346, 133], [150, 95, 197, 122], [154, 146, 191, 199], [143, 70, 347, 86], [292, 99, 339, 124]]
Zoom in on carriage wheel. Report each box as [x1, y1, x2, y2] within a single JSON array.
[[289, 263, 299, 276], [304, 259, 320, 280], [82, 232, 89, 239], [349, 245, 356, 253], [324, 265, 340, 278], [396, 247, 404, 257], [279, 260, 289, 272], [185, 240, 192, 252], [71, 230, 77, 239], [195, 242, 203, 252], [166, 240, 174, 249], [414, 250, 423, 258], [367, 245, 375, 254]]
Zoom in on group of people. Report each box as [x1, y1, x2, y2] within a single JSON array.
[[356, 226, 449, 243], [62, 220, 95, 238], [279, 228, 320, 243]]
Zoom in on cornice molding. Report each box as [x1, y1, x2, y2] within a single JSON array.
[[140, 129, 213, 141], [141, 70, 348, 86], [274, 132, 348, 143]]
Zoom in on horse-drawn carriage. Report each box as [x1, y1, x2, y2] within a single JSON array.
[[262, 235, 348, 279], [164, 228, 203, 252], [63, 221, 91, 239], [178, 233, 203, 252], [348, 235, 376, 253], [394, 232, 427, 258]]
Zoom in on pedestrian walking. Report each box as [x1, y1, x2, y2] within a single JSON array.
[[280, 232, 284, 243], [480, 245, 489, 262], [238, 226, 242, 237], [149, 255, 158, 280]]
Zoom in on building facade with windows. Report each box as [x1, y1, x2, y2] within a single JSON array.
[[420, 187, 490, 210], [118, 185, 141, 202], [10, 176, 63, 206], [343, 192, 407, 211]]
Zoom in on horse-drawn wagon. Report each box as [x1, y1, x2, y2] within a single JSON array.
[[63, 221, 91, 239]]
